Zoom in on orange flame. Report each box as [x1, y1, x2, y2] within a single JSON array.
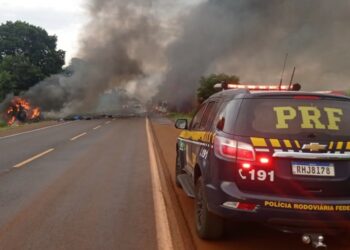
[[5, 97, 41, 125]]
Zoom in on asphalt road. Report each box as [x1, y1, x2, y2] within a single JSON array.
[[2, 117, 349, 250], [0, 119, 157, 250]]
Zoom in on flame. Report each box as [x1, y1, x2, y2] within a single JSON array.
[[8, 116, 16, 126], [30, 108, 41, 120], [5, 97, 41, 125]]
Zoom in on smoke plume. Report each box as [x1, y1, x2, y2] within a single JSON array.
[[22, 0, 167, 116], [3, 0, 350, 114], [160, 0, 350, 109]]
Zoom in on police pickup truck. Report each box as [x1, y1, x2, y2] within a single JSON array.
[[175, 83, 350, 248]]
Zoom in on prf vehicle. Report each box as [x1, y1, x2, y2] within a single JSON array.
[[175, 83, 350, 248]]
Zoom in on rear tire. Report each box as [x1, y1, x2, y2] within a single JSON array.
[[175, 151, 184, 188], [195, 176, 224, 240]]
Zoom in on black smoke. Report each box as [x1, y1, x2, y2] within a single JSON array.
[[160, 0, 350, 109], [3, 0, 350, 115], [22, 0, 164, 116]]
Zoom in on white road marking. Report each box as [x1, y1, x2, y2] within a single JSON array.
[[13, 148, 55, 168], [145, 118, 174, 250], [93, 125, 102, 130], [105, 121, 111, 125], [0, 122, 73, 140], [70, 132, 87, 141]]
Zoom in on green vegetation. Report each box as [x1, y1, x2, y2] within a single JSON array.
[[197, 73, 239, 103], [0, 21, 65, 101], [168, 112, 194, 122], [0, 119, 7, 128]]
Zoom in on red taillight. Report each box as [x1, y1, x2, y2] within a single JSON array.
[[214, 136, 255, 161], [237, 147, 255, 160], [242, 163, 251, 169], [259, 157, 270, 165], [214, 137, 237, 159], [221, 144, 237, 157]]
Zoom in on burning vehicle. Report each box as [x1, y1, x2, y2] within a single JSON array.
[[5, 97, 41, 125]]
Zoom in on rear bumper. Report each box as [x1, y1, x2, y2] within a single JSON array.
[[206, 181, 350, 233]]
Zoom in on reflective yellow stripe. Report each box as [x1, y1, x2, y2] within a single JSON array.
[[294, 140, 301, 149], [180, 131, 213, 144], [284, 140, 292, 148], [179, 130, 191, 139], [329, 141, 334, 150], [251, 137, 267, 147], [270, 139, 281, 148], [337, 142, 344, 150], [347, 142, 350, 150]]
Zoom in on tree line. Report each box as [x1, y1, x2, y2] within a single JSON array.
[[0, 21, 65, 101]]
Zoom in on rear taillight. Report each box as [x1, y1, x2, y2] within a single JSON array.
[[214, 136, 255, 161]]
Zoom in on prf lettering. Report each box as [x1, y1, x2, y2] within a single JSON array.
[[274, 106, 343, 130]]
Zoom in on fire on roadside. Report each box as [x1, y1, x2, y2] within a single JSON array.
[[5, 97, 41, 125]]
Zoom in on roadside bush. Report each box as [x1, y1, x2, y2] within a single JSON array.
[[0, 119, 7, 128]]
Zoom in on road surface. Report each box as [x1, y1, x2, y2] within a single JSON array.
[[0, 119, 158, 250], [1, 117, 349, 250]]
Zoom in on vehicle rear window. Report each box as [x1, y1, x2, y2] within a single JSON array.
[[233, 97, 350, 139]]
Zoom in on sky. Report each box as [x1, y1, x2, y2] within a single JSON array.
[[0, 0, 203, 65], [0, 0, 88, 63]]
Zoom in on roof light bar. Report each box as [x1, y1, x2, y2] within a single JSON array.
[[227, 84, 289, 90], [214, 82, 301, 91]]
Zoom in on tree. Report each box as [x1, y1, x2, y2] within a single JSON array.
[[197, 73, 240, 102], [0, 21, 65, 99]]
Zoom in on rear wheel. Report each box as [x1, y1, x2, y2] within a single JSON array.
[[175, 150, 184, 188], [195, 176, 224, 240]]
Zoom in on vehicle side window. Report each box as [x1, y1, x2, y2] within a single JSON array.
[[190, 104, 207, 130], [222, 99, 242, 134], [212, 101, 228, 131], [200, 102, 218, 130]]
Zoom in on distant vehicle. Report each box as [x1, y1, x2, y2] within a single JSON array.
[[63, 115, 83, 121], [175, 83, 350, 248]]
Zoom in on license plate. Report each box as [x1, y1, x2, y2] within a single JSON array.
[[292, 162, 335, 177]]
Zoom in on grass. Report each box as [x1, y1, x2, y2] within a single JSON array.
[[0, 120, 44, 132], [0, 120, 8, 129]]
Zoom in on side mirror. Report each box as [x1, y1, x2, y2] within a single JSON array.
[[216, 117, 225, 131], [175, 119, 188, 130]]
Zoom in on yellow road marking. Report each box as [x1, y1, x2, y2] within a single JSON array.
[[145, 118, 174, 250], [93, 125, 102, 130], [13, 148, 55, 168], [70, 132, 87, 141]]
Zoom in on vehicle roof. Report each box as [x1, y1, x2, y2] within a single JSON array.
[[208, 89, 350, 102]]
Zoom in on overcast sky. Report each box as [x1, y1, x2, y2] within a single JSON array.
[[0, 0, 88, 63], [0, 0, 204, 65]]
